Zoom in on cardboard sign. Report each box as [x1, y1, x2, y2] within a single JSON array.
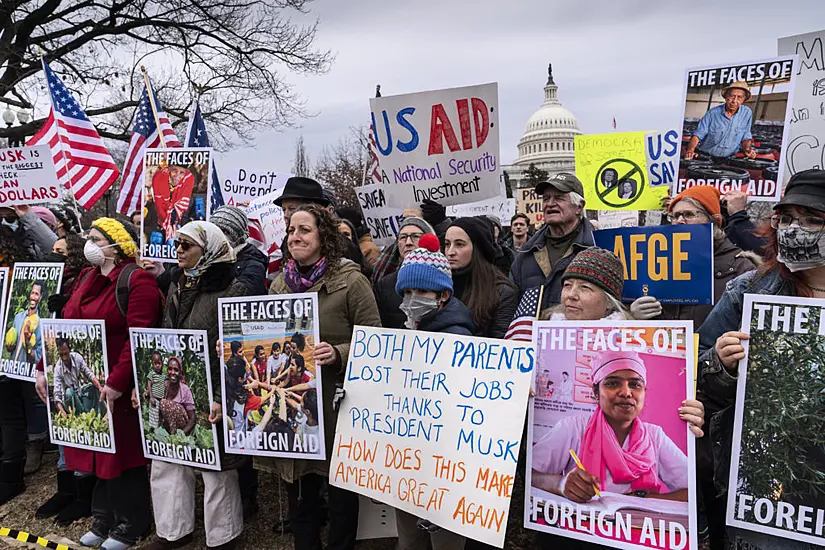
[[370, 83, 501, 208], [217, 167, 291, 210], [329, 326, 534, 547], [0, 145, 60, 207], [218, 294, 325, 460], [355, 183, 404, 248], [526, 321, 697, 550], [728, 295, 825, 546], [1, 263, 63, 381], [517, 187, 544, 226], [676, 57, 798, 201], [42, 320, 115, 453], [576, 132, 669, 211], [779, 30, 825, 185], [245, 187, 286, 255], [593, 224, 714, 305], [130, 329, 221, 470], [141, 147, 211, 262]]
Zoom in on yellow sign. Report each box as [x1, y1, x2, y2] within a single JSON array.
[[575, 132, 667, 211], [516, 187, 543, 226]]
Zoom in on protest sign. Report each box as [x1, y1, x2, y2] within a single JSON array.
[[727, 295, 825, 546], [329, 326, 534, 547], [646, 130, 680, 188], [593, 224, 714, 305], [130, 328, 221, 470], [217, 167, 291, 210], [779, 30, 825, 185], [1, 263, 62, 381], [355, 183, 404, 248], [448, 196, 516, 223], [41, 319, 115, 454], [526, 321, 697, 550], [517, 187, 544, 226], [575, 132, 669, 211], [245, 187, 286, 255], [597, 210, 639, 230], [370, 83, 501, 208], [677, 57, 798, 201], [141, 147, 211, 262], [218, 294, 324, 459], [0, 145, 60, 207], [0, 268, 8, 335]]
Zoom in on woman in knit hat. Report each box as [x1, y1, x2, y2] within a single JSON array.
[[444, 217, 518, 338], [630, 186, 758, 326], [210, 205, 268, 295], [393, 232, 475, 549], [34, 218, 162, 550]]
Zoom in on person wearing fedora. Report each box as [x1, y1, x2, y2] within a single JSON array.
[[684, 81, 757, 161], [274, 177, 333, 219]]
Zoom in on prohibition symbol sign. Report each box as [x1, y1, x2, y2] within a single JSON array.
[[596, 158, 645, 208]]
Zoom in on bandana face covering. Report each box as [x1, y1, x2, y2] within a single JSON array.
[[777, 226, 825, 272], [400, 294, 439, 329]]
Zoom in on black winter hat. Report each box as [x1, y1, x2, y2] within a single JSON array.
[[274, 177, 331, 207], [448, 217, 498, 263]]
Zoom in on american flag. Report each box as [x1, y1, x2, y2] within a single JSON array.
[[362, 123, 382, 185], [185, 100, 223, 214], [612, 117, 617, 130], [26, 60, 119, 209], [504, 286, 543, 341], [116, 81, 180, 215]]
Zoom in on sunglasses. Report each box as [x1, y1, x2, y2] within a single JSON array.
[[173, 239, 196, 251], [0, 214, 18, 223]]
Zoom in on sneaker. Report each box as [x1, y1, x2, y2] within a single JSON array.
[[80, 531, 106, 547], [101, 538, 133, 550]]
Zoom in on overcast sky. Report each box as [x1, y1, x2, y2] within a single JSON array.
[[217, 0, 824, 175]]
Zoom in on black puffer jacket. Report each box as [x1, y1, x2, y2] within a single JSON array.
[[234, 243, 268, 295], [373, 271, 405, 330], [418, 298, 477, 336]]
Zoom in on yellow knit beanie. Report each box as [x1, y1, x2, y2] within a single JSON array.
[[91, 218, 138, 258]]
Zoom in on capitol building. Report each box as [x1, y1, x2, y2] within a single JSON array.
[[502, 64, 581, 190]]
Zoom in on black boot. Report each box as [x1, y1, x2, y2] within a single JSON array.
[[36, 470, 76, 518], [55, 474, 96, 526], [0, 459, 25, 505]]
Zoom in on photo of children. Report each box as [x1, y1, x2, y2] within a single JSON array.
[[41, 319, 115, 454], [525, 321, 698, 550], [1, 262, 63, 381], [130, 328, 220, 470], [141, 147, 210, 263], [218, 293, 324, 460]]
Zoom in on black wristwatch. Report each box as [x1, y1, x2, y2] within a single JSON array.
[[632, 489, 648, 498]]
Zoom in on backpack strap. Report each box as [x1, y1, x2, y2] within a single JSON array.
[[115, 262, 142, 318]]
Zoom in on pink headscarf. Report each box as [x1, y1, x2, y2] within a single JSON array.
[[579, 351, 669, 494]]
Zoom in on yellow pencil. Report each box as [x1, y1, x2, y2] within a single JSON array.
[[569, 448, 601, 497]]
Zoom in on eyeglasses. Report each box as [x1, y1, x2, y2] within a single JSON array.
[[667, 210, 705, 223], [173, 239, 196, 251], [397, 233, 424, 243], [770, 214, 825, 232]]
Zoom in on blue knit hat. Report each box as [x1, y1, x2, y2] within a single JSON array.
[[395, 234, 453, 297]]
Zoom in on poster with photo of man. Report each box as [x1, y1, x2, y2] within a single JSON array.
[[41, 319, 115, 454], [677, 56, 798, 201], [218, 293, 324, 459], [130, 328, 220, 470], [141, 147, 211, 263], [1, 262, 63, 381]]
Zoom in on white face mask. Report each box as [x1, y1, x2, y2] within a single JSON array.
[[84, 240, 123, 266], [777, 226, 825, 272], [399, 294, 440, 329]]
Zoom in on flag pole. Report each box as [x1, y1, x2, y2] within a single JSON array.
[[140, 65, 166, 148], [535, 285, 545, 320]]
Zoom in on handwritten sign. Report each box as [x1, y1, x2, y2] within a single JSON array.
[[217, 167, 292, 210], [576, 132, 668, 211], [596, 210, 639, 230], [779, 30, 825, 185], [370, 83, 501, 208], [677, 57, 798, 201], [245, 187, 286, 254], [646, 130, 680, 188], [517, 187, 543, 226], [448, 197, 515, 223], [593, 224, 714, 305], [355, 183, 404, 248], [729, 295, 825, 547], [330, 326, 534, 547], [0, 145, 60, 207]]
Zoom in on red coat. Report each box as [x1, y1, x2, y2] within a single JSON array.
[[62, 260, 162, 479]]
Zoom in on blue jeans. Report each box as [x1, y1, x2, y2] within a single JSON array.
[[23, 381, 48, 442]]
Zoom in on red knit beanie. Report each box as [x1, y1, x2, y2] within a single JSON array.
[[669, 186, 723, 226]]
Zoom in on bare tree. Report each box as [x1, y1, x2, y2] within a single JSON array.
[[0, 0, 333, 150], [314, 127, 368, 209], [292, 135, 311, 177]]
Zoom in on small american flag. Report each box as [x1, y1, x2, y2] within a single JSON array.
[[185, 100, 223, 215], [612, 117, 617, 130], [505, 286, 543, 341], [116, 80, 180, 215], [26, 60, 119, 209]]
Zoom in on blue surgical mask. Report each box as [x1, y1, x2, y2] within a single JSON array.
[[1, 218, 19, 233]]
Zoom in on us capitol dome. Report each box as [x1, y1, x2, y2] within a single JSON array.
[[503, 63, 581, 190]]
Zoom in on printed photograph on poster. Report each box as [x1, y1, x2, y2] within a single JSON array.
[[41, 319, 115, 454], [369, 82, 501, 208], [0, 145, 60, 207], [677, 56, 798, 201], [140, 147, 211, 262], [1, 262, 63, 381], [218, 294, 324, 459], [727, 295, 825, 547], [130, 328, 221, 470], [526, 321, 697, 550], [778, 30, 825, 185]]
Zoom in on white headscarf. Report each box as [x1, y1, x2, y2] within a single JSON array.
[[177, 221, 236, 277]]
